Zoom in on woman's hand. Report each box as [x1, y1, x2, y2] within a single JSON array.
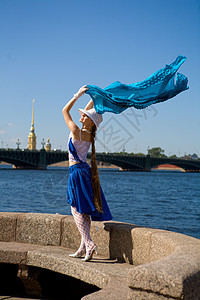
[[74, 85, 89, 99]]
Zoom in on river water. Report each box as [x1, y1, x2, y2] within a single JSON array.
[[0, 165, 200, 239]]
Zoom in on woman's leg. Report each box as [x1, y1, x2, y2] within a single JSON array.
[[71, 206, 95, 254], [71, 206, 86, 255]]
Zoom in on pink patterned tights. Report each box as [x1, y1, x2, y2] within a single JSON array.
[[71, 206, 95, 255]]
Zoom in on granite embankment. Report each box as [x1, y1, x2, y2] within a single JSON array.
[[0, 212, 200, 299]]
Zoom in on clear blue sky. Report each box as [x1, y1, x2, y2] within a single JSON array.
[[0, 0, 199, 156]]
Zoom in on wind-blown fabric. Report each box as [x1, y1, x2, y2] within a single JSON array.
[[85, 55, 189, 114]]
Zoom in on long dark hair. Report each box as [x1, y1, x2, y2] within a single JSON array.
[[91, 125, 103, 213]]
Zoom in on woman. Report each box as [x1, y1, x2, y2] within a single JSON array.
[[62, 85, 112, 262]]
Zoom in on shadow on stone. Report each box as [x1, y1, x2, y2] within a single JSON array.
[[38, 267, 100, 300], [183, 270, 200, 299], [0, 263, 26, 297], [104, 222, 139, 264], [0, 263, 100, 300]]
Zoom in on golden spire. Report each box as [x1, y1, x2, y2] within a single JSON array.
[[30, 98, 35, 133], [28, 98, 36, 150]]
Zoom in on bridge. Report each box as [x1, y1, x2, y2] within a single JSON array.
[[0, 149, 200, 172]]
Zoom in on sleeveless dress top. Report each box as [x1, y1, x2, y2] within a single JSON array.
[[68, 131, 91, 163]]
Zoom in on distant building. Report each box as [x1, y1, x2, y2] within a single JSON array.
[[45, 138, 52, 151], [182, 153, 199, 160], [190, 153, 199, 160]]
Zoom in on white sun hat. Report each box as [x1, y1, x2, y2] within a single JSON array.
[[78, 108, 103, 128]]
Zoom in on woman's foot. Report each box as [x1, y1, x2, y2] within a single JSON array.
[[69, 248, 86, 258], [82, 245, 98, 262]]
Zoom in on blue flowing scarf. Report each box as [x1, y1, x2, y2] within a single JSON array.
[[85, 55, 189, 115]]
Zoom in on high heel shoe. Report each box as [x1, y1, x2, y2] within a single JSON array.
[[69, 250, 86, 258], [82, 245, 98, 262]]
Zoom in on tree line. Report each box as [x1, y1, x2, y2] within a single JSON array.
[[112, 147, 199, 159]]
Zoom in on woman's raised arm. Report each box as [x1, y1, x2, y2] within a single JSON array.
[[62, 85, 88, 133]]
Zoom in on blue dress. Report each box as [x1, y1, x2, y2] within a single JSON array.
[[85, 55, 189, 114], [67, 138, 113, 221]]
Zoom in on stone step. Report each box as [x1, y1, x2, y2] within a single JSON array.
[[0, 242, 133, 300]]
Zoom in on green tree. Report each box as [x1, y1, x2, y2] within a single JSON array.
[[169, 154, 177, 159], [136, 152, 145, 156], [148, 147, 166, 157]]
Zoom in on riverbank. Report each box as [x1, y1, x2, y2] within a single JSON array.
[[50, 160, 119, 168], [0, 161, 185, 171], [152, 164, 185, 172], [0, 160, 118, 169]]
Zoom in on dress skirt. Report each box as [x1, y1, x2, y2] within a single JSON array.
[[67, 162, 112, 221]]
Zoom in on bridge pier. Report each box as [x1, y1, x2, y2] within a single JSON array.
[[38, 149, 47, 170], [144, 155, 151, 172]]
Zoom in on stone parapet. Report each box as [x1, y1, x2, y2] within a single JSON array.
[[16, 213, 64, 246], [128, 244, 200, 299], [0, 212, 20, 242], [0, 212, 200, 299]]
